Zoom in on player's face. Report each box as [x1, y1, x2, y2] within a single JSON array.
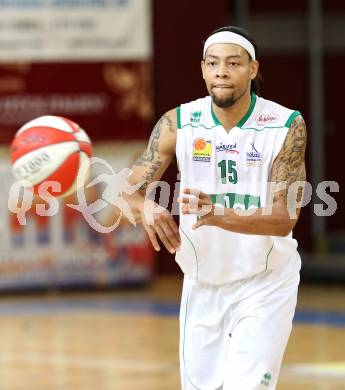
[[201, 43, 259, 108]]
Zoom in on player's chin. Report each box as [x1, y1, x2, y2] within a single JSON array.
[[212, 94, 235, 109]]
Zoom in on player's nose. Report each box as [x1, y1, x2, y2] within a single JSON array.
[[215, 64, 229, 78]]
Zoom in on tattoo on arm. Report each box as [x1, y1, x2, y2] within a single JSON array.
[[139, 160, 162, 191], [271, 115, 307, 203], [133, 113, 175, 190]]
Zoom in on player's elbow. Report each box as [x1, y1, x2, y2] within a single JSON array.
[[272, 202, 299, 236], [276, 226, 292, 237], [276, 219, 296, 237]]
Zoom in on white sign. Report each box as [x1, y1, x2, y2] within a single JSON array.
[[0, 0, 152, 62]]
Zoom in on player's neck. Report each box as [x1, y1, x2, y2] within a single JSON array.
[[212, 91, 252, 132]]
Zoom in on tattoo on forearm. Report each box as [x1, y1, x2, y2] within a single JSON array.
[[271, 115, 307, 202], [133, 113, 175, 190], [139, 160, 162, 191]]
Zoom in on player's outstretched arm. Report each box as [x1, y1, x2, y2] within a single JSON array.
[[178, 115, 307, 236], [124, 109, 181, 253]]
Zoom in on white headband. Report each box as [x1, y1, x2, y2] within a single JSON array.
[[203, 31, 256, 61]]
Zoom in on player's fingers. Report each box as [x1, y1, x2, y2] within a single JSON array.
[[192, 212, 213, 229], [181, 204, 199, 215], [160, 219, 181, 250], [177, 196, 199, 205], [182, 188, 208, 198], [144, 224, 161, 252], [178, 196, 212, 209], [154, 224, 177, 254], [166, 217, 181, 247], [192, 218, 206, 229], [181, 203, 212, 216], [155, 209, 180, 246], [199, 203, 213, 215]]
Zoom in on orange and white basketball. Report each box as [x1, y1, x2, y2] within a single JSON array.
[[193, 138, 207, 151], [10, 115, 93, 197]]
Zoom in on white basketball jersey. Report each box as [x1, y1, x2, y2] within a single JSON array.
[[175, 93, 301, 284]]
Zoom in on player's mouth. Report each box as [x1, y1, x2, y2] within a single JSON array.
[[212, 84, 233, 90]]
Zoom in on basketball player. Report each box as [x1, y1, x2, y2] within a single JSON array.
[[126, 26, 306, 389]]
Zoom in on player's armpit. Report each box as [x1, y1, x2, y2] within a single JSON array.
[[129, 109, 177, 192], [269, 115, 307, 227]]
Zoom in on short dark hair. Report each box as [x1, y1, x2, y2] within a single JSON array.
[[203, 26, 262, 95]]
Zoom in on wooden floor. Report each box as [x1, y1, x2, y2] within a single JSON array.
[[0, 276, 344, 390]]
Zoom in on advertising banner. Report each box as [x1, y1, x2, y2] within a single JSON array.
[[0, 0, 152, 62], [0, 0, 153, 143]]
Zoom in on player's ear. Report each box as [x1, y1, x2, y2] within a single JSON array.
[[249, 60, 259, 81], [201, 59, 206, 80]]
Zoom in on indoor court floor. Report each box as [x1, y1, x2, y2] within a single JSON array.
[[0, 276, 344, 390]]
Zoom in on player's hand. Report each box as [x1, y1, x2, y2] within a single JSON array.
[[140, 199, 181, 254], [178, 188, 218, 229]]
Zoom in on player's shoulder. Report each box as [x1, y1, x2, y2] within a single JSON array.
[[156, 98, 209, 134], [155, 108, 178, 132], [176, 96, 214, 129], [252, 95, 303, 130]]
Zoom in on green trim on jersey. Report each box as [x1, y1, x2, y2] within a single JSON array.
[[285, 110, 301, 128], [237, 92, 257, 127], [176, 106, 181, 129], [239, 125, 285, 132], [181, 123, 218, 130], [180, 227, 199, 280], [211, 104, 222, 126], [182, 290, 203, 390], [265, 243, 274, 271], [211, 92, 257, 128], [237, 108, 302, 131]]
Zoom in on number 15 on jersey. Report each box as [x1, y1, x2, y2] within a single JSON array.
[[217, 159, 238, 184]]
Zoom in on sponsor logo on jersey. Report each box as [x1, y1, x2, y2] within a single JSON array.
[[192, 137, 212, 162], [216, 142, 239, 154], [256, 112, 279, 126], [190, 110, 202, 123], [260, 372, 272, 387], [246, 142, 261, 167]]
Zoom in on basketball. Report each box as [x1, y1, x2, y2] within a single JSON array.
[[194, 138, 207, 151], [10, 115, 93, 198]]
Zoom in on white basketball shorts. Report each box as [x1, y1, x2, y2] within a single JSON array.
[[179, 253, 301, 390]]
